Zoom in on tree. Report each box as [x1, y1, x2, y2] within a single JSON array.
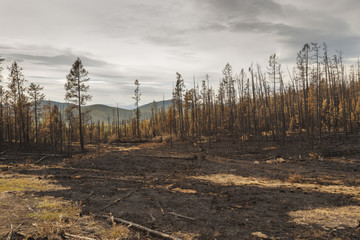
[[28, 83, 45, 143], [268, 54, 280, 140], [7, 61, 28, 146], [174, 73, 185, 138], [133, 79, 141, 139], [222, 63, 236, 135], [0, 57, 4, 147], [64, 58, 91, 152], [150, 100, 158, 137]]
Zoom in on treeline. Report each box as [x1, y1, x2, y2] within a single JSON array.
[[146, 43, 360, 145], [0, 42, 359, 153]]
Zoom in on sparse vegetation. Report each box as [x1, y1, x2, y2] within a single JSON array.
[[1, 43, 360, 153], [1, 41, 360, 239]]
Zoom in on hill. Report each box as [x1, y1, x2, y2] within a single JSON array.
[[40, 100, 172, 123]]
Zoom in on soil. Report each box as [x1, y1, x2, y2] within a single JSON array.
[[1, 139, 360, 239]]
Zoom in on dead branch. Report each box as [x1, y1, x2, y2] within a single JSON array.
[[6, 222, 22, 240], [64, 232, 96, 240], [137, 155, 196, 160], [87, 191, 94, 198], [6, 224, 13, 240], [35, 155, 48, 164], [101, 191, 135, 211], [35, 154, 61, 164], [168, 212, 195, 221], [0, 157, 7, 161], [72, 175, 142, 182], [156, 201, 164, 214], [0, 151, 6, 155], [101, 215, 183, 240]]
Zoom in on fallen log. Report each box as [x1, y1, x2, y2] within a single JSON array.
[[101, 215, 183, 240]]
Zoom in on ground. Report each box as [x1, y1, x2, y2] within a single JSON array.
[[1, 139, 360, 239]]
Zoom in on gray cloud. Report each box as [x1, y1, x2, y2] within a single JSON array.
[[4, 53, 111, 68], [228, 19, 360, 56], [195, 0, 282, 19], [1, 0, 359, 106], [145, 34, 188, 47]]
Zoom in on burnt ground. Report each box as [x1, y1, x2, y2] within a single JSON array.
[[1, 139, 360, 239]]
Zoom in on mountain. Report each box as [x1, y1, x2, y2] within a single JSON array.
[[40, 99, 172, 123], [40, 100, 69, 109], [82, 104, 131, 123]]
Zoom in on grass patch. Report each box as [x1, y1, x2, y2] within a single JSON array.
[[0, 174, 65, 193], [103, 217, 130, 239], [29, 197, 80, 222]]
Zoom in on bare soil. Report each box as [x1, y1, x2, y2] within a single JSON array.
[[1, 139, 360, 239]]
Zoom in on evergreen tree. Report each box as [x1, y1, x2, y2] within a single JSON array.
[[28, 83, 45, 143], [64, 58, 91, 152], [133, 79, 141, 139]]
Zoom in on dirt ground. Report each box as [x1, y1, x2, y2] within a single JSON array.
[[1, 139, 360, 239]]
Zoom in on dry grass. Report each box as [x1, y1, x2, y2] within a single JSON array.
[[265, 157, 286, 164], [0, 173, 66, 193], [0, 172, 133, 239], [102, 216, 130, 239], [289, 205, 360, 229], [171, 187, 197, 194], [29, 197, 81, 222], [190, 173, 360, 200], [137, 142, 166, 149]]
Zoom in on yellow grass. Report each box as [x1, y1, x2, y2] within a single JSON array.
[[289, 205, 360, 229], [190, 173, 360, 200], [29, 197, 80, 222], [0, 174, 66, 193]]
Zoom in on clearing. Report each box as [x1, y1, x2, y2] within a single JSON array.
[[1, 140, 360, 239]]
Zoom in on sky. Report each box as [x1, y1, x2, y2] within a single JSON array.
[[0, 0, 360, 108]]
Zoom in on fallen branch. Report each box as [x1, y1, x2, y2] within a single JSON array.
[[64, 232, 96, 240], [0, 151, 6, 155], [168, 212, 195, 221], [35, 154, 61, 164], [87, 191, 94, 198], [138, 155, 196, 160], [7, 222, 22, 240], [101, 215, 183, 240], [6, 224, 13, 240], [35, 155, 48, 164], [101, 191, 135, 211], [156, 201, 164, 214], [0, 157, 7, 161], [73, 175, 142, 182]]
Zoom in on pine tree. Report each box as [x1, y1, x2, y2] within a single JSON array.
[[174, 72, 185, 138], [64, 58, 91, 152], [28, 83, 45, 143], [0, 57, 4, 147], [133, 79, 141, 139], [7, 61, 28, 146]]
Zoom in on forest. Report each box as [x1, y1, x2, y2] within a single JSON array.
[[0, 43, 359, 152], [1, 43, 360, 239]]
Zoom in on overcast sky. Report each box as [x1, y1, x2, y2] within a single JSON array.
[[1, 0, 359, 108]]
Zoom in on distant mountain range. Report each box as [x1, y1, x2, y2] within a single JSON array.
[[40, 100, 172, 123]]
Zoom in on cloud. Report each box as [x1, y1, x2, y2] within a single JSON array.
[[195, 0, 282, 19], [145, 34, 188, 47], [4, 53, 111, 68], [1, 0, 360, 106]]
